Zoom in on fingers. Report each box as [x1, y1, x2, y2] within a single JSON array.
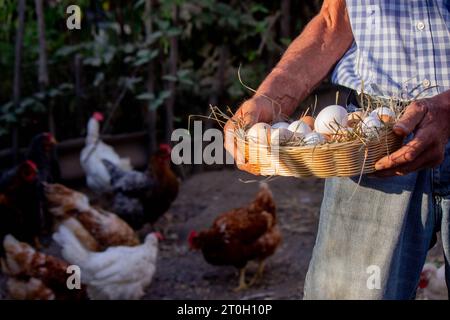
[[224, 118, 261, 176], [374, 148, 436, 177], [393, 100, 428, 136], [375, 130, 429, 170]]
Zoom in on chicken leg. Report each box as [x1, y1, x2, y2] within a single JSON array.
[[233, 267, 249, 292], [249, 260, 265, 286]]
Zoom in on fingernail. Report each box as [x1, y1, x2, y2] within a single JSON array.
[[375, 163, 384, 170], [393, 123, 408, 135]]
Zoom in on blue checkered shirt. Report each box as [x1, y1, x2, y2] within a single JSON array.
[[332, 0, 450, 100]]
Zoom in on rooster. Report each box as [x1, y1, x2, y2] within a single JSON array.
[[188, 182, 281, 291], [53, 225, 161, 300], [1, 235, 87, 300], [0, 161, 43, 250], [80, 112, 132, 194], [102, 144, 179, 230], [44, 183, 139, 249], [419, 263, 448, 300]]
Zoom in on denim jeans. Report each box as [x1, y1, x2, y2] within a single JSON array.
[[303, 141, 450, 299]]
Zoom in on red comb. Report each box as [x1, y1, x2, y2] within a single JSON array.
[[154, 232, 164, 241], [187, 230, 198, 249], [25, 160, 38, 172], [93, 112, 104, 122]]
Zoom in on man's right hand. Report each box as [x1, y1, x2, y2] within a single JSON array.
[[224, 96, 276, 175]]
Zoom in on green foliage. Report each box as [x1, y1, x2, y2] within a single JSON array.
[[0, 0, 320, 142]]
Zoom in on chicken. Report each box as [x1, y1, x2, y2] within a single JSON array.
[[188, 182, 281, 291], [80, 112, 132, 194], [44, 183, 139, 249], [59, 217, 100, 252], [1, 235, 87, 300], [25, 132, 61, 235], [6, 277, 55, 300], [0, 161, 43, 251], [419, 263, 448, 300], [102, 144, 179, 230], [143, 144, 179, 224], [101, 159, 153, 229], [53, 225, 161, 300], [25, 132, 60, 183]]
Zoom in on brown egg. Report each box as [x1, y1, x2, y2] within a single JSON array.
[[323, 133, 333, 142], [379, 115, 395, 124], [299, 116, 315, 130], [347, 111, 363, 128]]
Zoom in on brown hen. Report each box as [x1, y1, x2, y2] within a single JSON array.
[[188, 182, 281, 291], [1, 235, 87, 300], [44, 183, 139, 249]]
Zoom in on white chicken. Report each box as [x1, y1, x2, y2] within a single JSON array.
[[80, 112, 132, 193], [419, 263, 448, 300], [53, 225, 161, 300]]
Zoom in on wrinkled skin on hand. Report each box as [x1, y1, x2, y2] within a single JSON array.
[[375, 92, 450, 177]]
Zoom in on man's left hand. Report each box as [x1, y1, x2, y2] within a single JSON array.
[[374, 91, 450, 177]]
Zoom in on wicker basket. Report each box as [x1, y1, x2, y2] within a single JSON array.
[[237, 130, 403, 178]]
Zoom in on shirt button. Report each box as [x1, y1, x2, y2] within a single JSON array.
[[417, 21, 425, 30], [422, 79, 431, 88]]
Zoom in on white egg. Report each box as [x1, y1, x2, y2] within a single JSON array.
[[314, 105, 348, 134], [270, 128, 301, 146], [247, 123, 271, 145], [288, 120, 312, 136], [271, 122, 290, 129], [303, 132, 325, 146], [362, 116, 383, 136], [370, 107, 396, 123]]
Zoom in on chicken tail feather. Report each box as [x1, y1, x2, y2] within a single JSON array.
[[53, 225, 89, 266]]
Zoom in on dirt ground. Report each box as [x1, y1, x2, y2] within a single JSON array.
[[144, 169, 323, 300], [0, 168, 446, 300]]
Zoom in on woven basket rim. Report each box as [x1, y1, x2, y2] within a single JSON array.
[[237, 129, 396, 151]]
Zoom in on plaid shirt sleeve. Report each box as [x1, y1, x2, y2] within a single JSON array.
[[331, 0, 450, 100]]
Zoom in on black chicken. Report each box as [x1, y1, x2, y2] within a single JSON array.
[[0, 161, 42, 254], [25, 132, 61, 234], [25, 132, 60, 183]]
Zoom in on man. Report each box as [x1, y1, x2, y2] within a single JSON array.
[[224, 0, 450, 299]]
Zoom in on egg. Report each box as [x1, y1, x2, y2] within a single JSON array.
[[347, 111, 363, 128], [288, 120, 312, 136], [303, 132, 325, 146], [271, 122, 290, 129], [361, 116, 383, 136], [370, 107, 396, 123], [247, 123, 271, 145], [314, 105, 348, 134], [270, 128, 301, 146], [299, 116, 315, 130]]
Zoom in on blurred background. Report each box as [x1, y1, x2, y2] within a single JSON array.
[[0, 0, 331, 177]]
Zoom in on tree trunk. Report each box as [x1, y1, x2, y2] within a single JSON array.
[[144, 0, 157, 155], [280, 0, 291, 39], [193, 45, 228, 173], [74, 54, 83, 135], [11, 0, 26, 163], [164, 4, 179, 144], [35, 0, 54, 135]]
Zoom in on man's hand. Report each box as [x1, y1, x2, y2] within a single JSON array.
[[224, 96, 276, 175], [374, 92, 450, 177]]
